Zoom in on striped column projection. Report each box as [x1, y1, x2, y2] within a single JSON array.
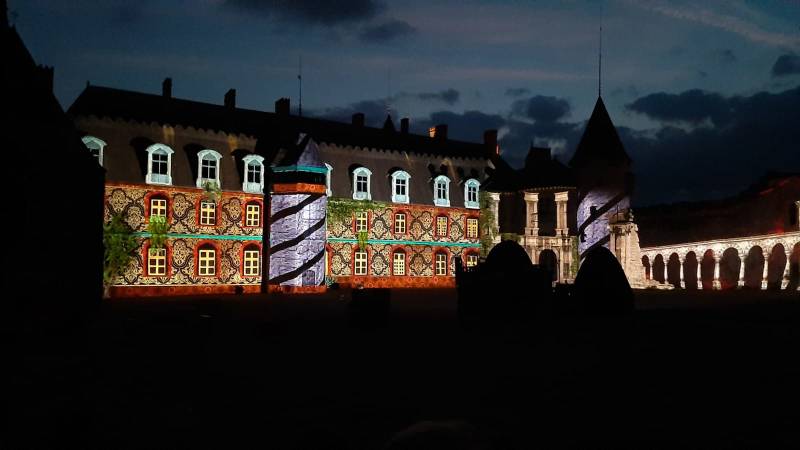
[[268, 188, 327, 288], [576, 188, 630, 258]]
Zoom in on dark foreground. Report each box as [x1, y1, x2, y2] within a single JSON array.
[[8, 289, 800, 449]]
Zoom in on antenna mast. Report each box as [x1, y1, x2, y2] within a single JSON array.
[[598, 4, 603, 98], [298, 56, 303, 117]]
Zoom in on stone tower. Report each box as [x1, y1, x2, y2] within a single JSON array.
[[267, 134, 328, 293]]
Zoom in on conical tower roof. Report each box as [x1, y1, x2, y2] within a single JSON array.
[[569, 97, 631, 168]]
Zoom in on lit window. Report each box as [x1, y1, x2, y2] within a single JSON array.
[[466, 254, 478, 268], [324, 163, 333, 196], [352, 167, 372, 200], [354, 250, 368, 276], [198, 246, 216, 276], [433, 175, 450, 207], [199, 201, 216, 226], [243, 247, 260, 277], [435, 253, 447, 276], [196, 149, 222, 188], [394, 213, 406, 234], [148, 248, 167, 276], [355, 211, 368, 233], [150, 197, 167, 218], [242, 154, 265, 194], [393, 251, 406, 276], [466, 218, 479, 238], [436, 216, 448, 237], [464, 179, 480, 209], [81, 136, 106, 166], [391, 170, 410, 204], [145, 144, 174, 185], [245, 203, 260, 227]]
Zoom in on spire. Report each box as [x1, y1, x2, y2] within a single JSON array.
[[569, 97, 631, 168], [383, 114, 396, 132], [297, 56, 302, 117]]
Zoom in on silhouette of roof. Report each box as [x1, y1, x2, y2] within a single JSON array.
[[68, 85, 491, 160], [484, 146, 576, 192], [569, 97, 631, 168]]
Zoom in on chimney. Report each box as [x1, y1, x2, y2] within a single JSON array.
[[275, 97, 290, 115], [224, 89, 236, 109], [35, 65, 54, 93], [352, 113, 365, 127], [400, 117, 409, 134], [483, 129, 498, 156], [162, 78, 172, 98], [433, 124, 448, 140]]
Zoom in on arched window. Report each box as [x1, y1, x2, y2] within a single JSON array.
[[242, 245, 260, 277], [434, 251, 448, 276], [145, 144, 174, 185], [464, 179, 480, 209], [433, 175, 450, 207], [242, 154, 265, 194], [196, 149, 222, 188], [81, 136, 106, 166], [198, 244, 216, 277], [245, 202, 261, 227], [352, 167, 372, 200], [324, 163, 333, 196], [391, 170, 410, 204], [392, 250, 406, 276]]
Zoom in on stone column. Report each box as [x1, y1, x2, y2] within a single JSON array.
[[796, 201, 800, 231], [696, 257, 703, 290], [679, 255, 685, 289], [488, 192, 501, 244], [524, 192, 539, 237], [662, 256, 668, 285], [761, 249, 770, 290], [737, 252, 745, 288], [783, 248, 792, 290], [555, 191, 569, 237], [713, 256, 721, 290]]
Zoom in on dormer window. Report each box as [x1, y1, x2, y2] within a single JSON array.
[[464, 179, 480, 209], [391, 170, 410, 204], [145, 144, 174, 185], [196, 149, 222, 188], [242, 154, 265, 194], [433, 175, 450, 207], [81, 136, 106, 166], [324, 163, 333, 196], [352, 167, 372, 201]]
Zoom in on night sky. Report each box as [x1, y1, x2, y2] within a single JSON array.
[[11, 0, 800, 206]]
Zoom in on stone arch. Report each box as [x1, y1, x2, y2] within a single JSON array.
[[684, 251, 699, 290], [743, 246, 765, 289], [700, 249, 715, 290], [539, 249, 558, 282], [652, 254, 666, 283], [719, 247, 741, 290], [667, 253, 681, 288], [642, 255, 651, 280], [788, 242, 800, 291], [767, 243, 787, 291]]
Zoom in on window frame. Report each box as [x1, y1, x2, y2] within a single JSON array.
[[392, 250, 406, 276], [145, 144, 175, 185], [354, 211, 369, 233], [145, 245, 169, 277], [196, 149, 222, 189], [199, 200, 217, 226], [197, 244, 217, 277], [352, 167, 372, 201], [242, 245, 260, 277], [434, 251, 448, 276], [464, 179, 480, 209], [353, 248, 369, 276], [466, 217, 479, 239], [465, 252, 479, 268], [149, 196, 168, 220], [242, 154, 265, 194], [244, 202, 261, 228], [433, 175, 451, 207], [81, 136, 106, 166], [390, 170, 411, 204], [435, 215, 449, 238], [393, 212, 407, 235]]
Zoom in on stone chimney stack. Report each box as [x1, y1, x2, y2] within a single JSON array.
[[224, 89, 236, 109], [433, 124, 448, 140], [400, 118, 409, 134], [162, 78, 172, 98], [483, 129, 498, 156], [275, 97, 290, 115], [352, 113, 365, 127]]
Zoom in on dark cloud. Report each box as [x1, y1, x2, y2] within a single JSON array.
[[413, 110, 505, 143], [625, 89, 731, 125], [225, 0, 384, 25], [505, 87, 531, 97], [697, 70, 709, 79], [358, 19, 416, 42], [716, 49, 737, 64], [313, 99, 396, 127], [111, 2, 148, 25], [511, 95, 571, 123], [771, 53, 800, 77], [413, 88, 459, 105], [610, 85, 640, 99]]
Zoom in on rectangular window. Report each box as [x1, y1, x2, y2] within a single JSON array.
[[466, 218, 479, 238], [394, 213, 406, 234], [198, 249, 216, 276], [393, 252, 405, 276], [150, 198, 167, 218], [436, 182, 447, 200], [355, 211, 368, 232], [468, 185, 478, 203], [243, 249, 260, 276], [247, 164, 261, 184], [436, 216, 448, 237], [246, 204, 260, 227], [466, 254, 478, 268], [395, 178, 406, 196], [200, 201, 216, 226], [148, 248, 167, 276], [354, 250, 368, 276], [356, 174, 368, 194], [201, 158, 217, 179], [435, 253, 447, 276], [151, 153, 168, 175]]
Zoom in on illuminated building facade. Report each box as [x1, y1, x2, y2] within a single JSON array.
[[69, 81, 496, 296]]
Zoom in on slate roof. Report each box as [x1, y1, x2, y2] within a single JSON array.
[[569, 96, 632, 168]]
